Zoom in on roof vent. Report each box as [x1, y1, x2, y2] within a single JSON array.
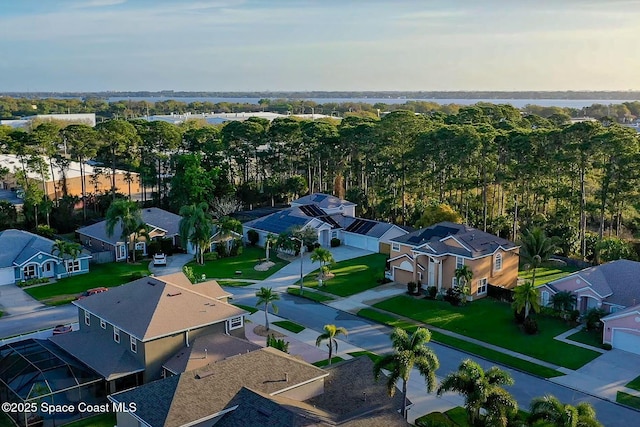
[[147, 209, 152, 212], [196, 370, 214, 379], [166, 292, 182, 297], [148, 281, 156, 286]]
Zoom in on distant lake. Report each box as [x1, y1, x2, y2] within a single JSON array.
[[103, 97, 639, 109]]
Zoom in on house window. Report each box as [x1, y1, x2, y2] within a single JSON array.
[[100, 319, 106, 329], [494, 253, 503, 272], [228, 316, 243, 330], [84, 310, 90, 326], [101, 242, 105, 250], [331, 231, 338, 238], [456, 257, 464, 269], [477, 278, 488, 295], [452, 277, 458, 287], [130, 336, 137, 353], [117, 245, 126, 260], [65, 259, 81, 273], [391, 243, 400, 252], [23, 264, 37, 279], [540, 291, 549, 306], [135, 242, 146, 255], [114, 327, 120, 343]]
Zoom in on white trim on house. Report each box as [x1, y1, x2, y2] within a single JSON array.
[[571, 285, 611, 300], [389, 253, 414, 263], [602, 309, 640, 322], [477, 278, 488, 295], [228, 316, 243, 330]]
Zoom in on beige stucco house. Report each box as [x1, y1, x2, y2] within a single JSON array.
[[388, 222, 519, 299]]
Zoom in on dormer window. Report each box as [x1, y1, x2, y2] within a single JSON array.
[[494, 253, 503, 271]]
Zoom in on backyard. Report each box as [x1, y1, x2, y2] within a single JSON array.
[[373, 296, 600, 369], [187, 246, 288, 280], [24, 262, 150, 303], [518, 263, 579, 286], [302, 253, 388, 297]]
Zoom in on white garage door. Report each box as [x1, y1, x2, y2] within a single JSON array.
[[612, 330, 640, 355], [0, 267, 16, 286], [343, 233, 378, 252]]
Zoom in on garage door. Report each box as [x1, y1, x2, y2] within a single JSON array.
[[612, 330, 640, 355], [0, 267, 16, 286], [343, 232, 378, 252]]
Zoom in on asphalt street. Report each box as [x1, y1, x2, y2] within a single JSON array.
[[230, 287, 640, 427]]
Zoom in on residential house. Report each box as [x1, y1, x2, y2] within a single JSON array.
[[243, 193, 408, 253], [77, 207, 182, 262], [0, 229, 90, 286], [388, 222, 519, 299], [49, 272, 248, 392], [109, 354, 408, 427], [537, 259, 640, 354]]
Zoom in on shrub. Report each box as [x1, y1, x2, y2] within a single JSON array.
[[585, 308, 606, 331], [266, 334, 290, 353], [18, 278, 50, 288], [426, 286, 438, 299], [514, 308, 526, 324], [330, 238, 341, 247], [407, 281, 418, 295], [160, 238, 174, 255], [129, 271, 146, 281], [445, 286, 465, 306], [523, 316, 539, 334], [569, 309, 580, 322], [203, 252, 218, 261], [247, 229, 259, 246], [148, 240, 161, 256], [415, 412, 455, 427], [183, 266, 196, 283], [602, 343, 612, 350], [36, 225, 56, 239]]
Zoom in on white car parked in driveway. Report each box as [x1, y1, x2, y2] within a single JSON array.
[[153, 253, 167, 266]]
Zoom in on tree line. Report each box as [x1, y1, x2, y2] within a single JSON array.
[[1, 103, 640, 262]]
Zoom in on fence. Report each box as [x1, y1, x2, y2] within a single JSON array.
[[90, 250, 115, 264], [0, 323, 79, 346]]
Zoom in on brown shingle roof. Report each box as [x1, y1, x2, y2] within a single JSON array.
[[111, 347, 328, 427], [156, 273, 232, 300], [73, 274, 246, 341]]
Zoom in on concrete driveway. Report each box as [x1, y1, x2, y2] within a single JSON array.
[[0, 284, 45, 316], [148, 253, 194, 275]]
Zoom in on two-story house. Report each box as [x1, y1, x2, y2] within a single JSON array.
[[50, 272, 248, 393], [388, 222, 519, 299]]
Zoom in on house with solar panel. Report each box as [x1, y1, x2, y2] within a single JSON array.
[[242, 193, 409, 253], [388, 222, 519, 299]]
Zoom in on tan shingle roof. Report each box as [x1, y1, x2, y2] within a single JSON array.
[[157, 273, 232, 300], [74, 274, 245, 341]]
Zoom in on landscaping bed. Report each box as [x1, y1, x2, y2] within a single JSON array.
[[24, 262, 150, 302], [303, 253, 388, 297], [373, 296, 599, 369], [188, 247, 288, 280]]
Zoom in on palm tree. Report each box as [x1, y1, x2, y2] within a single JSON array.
[[265, 233, 277, 260], [454, 265, 473, 289], [519, 227, 558, 288], [310, 247, 335, 284], [437, 359, 516, 426], [373, 327, 439, 420], [315, 324, 348, 365], [255, 287, 279, 331], [131, 221, 150, 263], [106, 199, 143, 262], [52, 240, 82, 278], [550, 290, 577, 317], [529, 395, 603, 427], [179, 202, 213, 265], [512, 281, 540, 320]]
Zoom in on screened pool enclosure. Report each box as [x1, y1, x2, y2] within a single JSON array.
[[0, 339, 105, 427]]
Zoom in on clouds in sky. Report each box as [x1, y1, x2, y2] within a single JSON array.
[[0, 0, 638, 91]]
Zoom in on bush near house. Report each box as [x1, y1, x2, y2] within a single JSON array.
[[330, 238, 341, 247], [247, 229, 259, 246]]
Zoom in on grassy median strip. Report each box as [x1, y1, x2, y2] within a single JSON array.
[[357, 308, 563, 379], [232, 303, 259, 314], [617, 391, 640, 410], [347, 350, 382, 364], [216, 280, 254, 287], [313, 357, 344, 367], [625, 375, 640, 392], [287, 287, 334, 302], [273, 320, 305, 333]]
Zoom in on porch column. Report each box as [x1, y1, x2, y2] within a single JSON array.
[[437, 260, 443, 290], [412, 254, 419, 283]]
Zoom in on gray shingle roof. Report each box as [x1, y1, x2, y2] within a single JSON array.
[[50, 329, 144, 381], [291, 193, 356, 209], [559, 259, 640, 307], [243, 207, 316, 234], [109, 375, 180, 427], [393, 221, 517, 258], [73, 274, 246, 341], [77, 207, 182, 245], [0, 229, 56, 267]]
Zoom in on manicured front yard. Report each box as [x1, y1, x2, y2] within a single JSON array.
[[24, 262, 150, 302], [188, 247, 288, 280], [518, 264, 579, 286], [303, 253, 388, 297], [626, 375, 640, 392], [373, 296, 600, 369], [566, 329, 603, 348], [356, 308, 562, 378]]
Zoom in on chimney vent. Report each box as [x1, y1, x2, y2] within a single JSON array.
[[285, 372, 289, 382]]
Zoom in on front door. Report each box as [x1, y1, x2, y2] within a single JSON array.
[[42, 262, 55, 278], [428, 259, 436, 287]]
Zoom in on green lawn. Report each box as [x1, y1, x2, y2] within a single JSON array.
[[356, 308, 562, 378], [64, 413, 116, 427], [273, 320, 305, 333], [313, 357, 344, 367], [519, 264, 579, 286], [626, 375, 640, 392], [0, 412, 14, 427], [216, 280, 255, 287], [303, 253, 388, 297], [232, 303, 259, 314], [566, 329, 603, 348], [24, 262, 150, 302], [372, 296, 599, 370], [287, 287, 334, 302], [617, 391, 640, 410], [415, 407, 469, 427], [347, 350, 382, 364], [188, 247, 288, 280]]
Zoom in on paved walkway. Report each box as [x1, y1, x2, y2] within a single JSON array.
[[554, 325, 606, 353]]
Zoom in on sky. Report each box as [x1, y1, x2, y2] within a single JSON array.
[[0, 0, 639, 92]]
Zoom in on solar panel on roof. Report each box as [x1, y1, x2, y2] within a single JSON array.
[[299, 204, 325, 217], [345, 218, 377, 235], [319, 215, 341, 229]]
